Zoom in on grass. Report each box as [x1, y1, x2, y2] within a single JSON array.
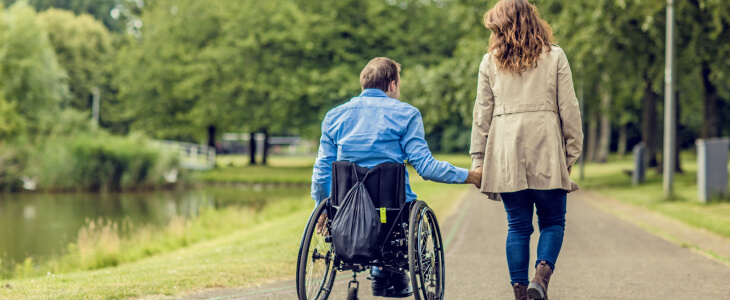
[[0, 154, 472, 299], [572, 152, 730, 238], [1, 191, 308, 280], [196, 154, 473, 184], [196, 156, 315, 184]]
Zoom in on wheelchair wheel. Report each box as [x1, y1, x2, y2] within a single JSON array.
[[408, 201, 445, 300], [296, 200, 337, 300]]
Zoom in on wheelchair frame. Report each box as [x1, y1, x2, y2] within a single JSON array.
[[296, 197, 445, 300]]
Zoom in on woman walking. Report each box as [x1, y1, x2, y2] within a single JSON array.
[[469, 0, 583, 299]]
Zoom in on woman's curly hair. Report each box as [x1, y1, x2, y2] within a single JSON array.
[[484, 0, 555, 74]]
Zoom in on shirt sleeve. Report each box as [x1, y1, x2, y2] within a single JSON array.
[[400, 110, 469, 183], [469, 54, 495, 170], [311, 118, 337, 206]]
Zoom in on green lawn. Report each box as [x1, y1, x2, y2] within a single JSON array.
[[196, 155, 314, 184], [0, 155, 472, 299], [572, 153, 730, 238], [197, 154, 473, 184]]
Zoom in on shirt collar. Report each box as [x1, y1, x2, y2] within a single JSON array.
[[359, 88, 388, 98]]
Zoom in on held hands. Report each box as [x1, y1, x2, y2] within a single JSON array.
[[465, 167, 483, 189]]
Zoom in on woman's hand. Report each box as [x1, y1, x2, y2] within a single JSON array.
[[465, 167, 483, 189]]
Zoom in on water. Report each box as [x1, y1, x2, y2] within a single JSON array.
[[0, 185, 309, 265]]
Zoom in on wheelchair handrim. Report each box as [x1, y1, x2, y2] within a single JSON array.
[[305, 237, 332, 298], [417, 208, 445, 299], [297, 201, 336, 300]]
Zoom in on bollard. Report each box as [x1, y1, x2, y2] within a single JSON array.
[[696, 138, 730, 202], [632, 143, 646, 186]]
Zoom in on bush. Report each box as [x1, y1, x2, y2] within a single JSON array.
[[17, 132, 180, 192]]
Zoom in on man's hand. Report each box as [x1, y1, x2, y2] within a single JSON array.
[[465, 167, 483, 189], [315, 212, 329, 236]]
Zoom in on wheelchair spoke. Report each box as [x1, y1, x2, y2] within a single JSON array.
[[303, 214, 332, 300], [422, 261, 433, 276], [417, 208, 444, 300], [408, 203, 445, 300]]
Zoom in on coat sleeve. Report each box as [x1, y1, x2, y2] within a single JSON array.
[[469, 54, 495, 170], [556, 50, 584, 172]]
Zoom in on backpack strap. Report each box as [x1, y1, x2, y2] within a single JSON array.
[[350, 163, 360, 183], [350, 162, 374, 184]]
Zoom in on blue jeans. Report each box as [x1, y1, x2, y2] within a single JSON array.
[[501, 189, 567, 285]]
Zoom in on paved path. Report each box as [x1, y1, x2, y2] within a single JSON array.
[[182, 190, 730, 299]]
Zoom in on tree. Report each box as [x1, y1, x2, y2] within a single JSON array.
[[677, 0, 730, 139], [0, 2, 68, 135], [0, 93, 24, 139], [38, 9, 113, 111], [2, 0, 131, 32], [383, 0, 491, 153], [113, 0, 480, 164], [114, 0, 237, 145], [538, 0, 668, 165]]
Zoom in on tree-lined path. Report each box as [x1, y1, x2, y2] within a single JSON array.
[[183, 190, 730, 300]]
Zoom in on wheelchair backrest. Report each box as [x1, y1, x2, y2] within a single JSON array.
[[330, 161, 406, 210]]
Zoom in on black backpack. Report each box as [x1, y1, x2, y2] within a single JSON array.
[[329, 162, 406, 264]]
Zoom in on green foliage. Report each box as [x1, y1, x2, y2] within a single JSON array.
[[0, 94, 24, 138], [113, 0, 233, 141], [0, 0, 728, 155], [13, 257, 34, 279], [38, 8, 113, 111], [2, 0, 129, 32], [0, 1, 68, 133], [112, 0, 481, 143], [540, 0, 729, 138], [404, 38, 487, 152], [21, 132, 179, 192]]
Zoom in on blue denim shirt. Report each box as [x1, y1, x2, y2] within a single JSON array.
[[311, 89, 469, 205]]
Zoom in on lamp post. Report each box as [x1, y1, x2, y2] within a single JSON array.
[[663, 0, 677, 197]]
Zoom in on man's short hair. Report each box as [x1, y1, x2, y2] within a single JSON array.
[[360, 57, 401, 92]]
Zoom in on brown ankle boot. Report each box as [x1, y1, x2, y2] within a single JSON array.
[[527, 261, 552, 300], [512, 283, 528, 300]]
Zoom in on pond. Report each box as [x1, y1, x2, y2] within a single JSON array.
[[0, 185, 309, 266]]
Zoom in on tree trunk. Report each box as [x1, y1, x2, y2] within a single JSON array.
[[207, 125, 216, 149], [642, 70, 659, 168], [618, 123, 627, 157], [596, 84, 611, 163], [701, 61, 719, 138], [249, 132, 257, 165], [261, 129, 269, 166], [587, 116, 599, 162]]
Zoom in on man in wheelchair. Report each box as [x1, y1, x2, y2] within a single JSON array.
[[310, 57, 482, 298]]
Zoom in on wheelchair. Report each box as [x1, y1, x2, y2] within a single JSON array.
[[296, 161, 445, 300]]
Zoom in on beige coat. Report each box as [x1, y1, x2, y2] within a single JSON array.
[[470, 45, 583, 201]]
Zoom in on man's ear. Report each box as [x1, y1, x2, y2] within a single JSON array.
[[388, 80, 396, 93]]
